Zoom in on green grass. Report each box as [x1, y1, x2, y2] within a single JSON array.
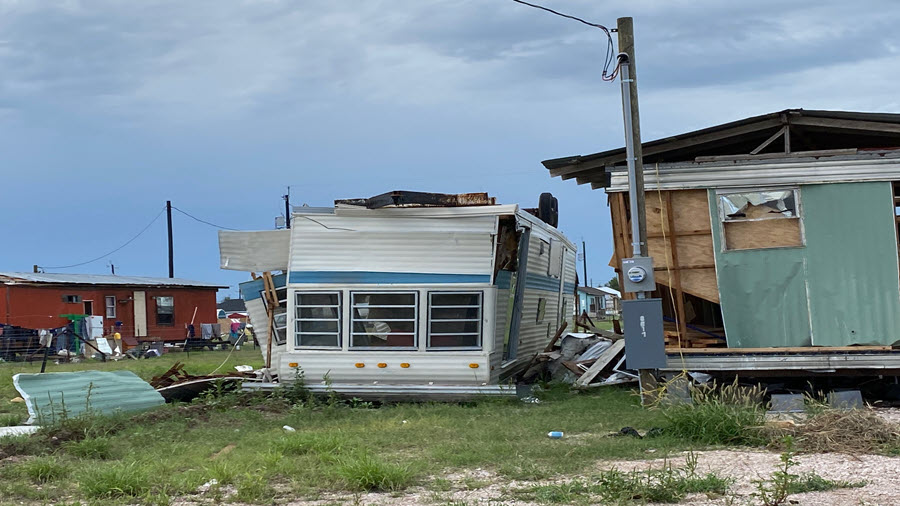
[[787, 472, 866, 494], [0, 348, 714, 503]]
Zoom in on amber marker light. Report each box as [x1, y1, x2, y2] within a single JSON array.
[[377, 363, 387, 368], [469, 363, 479, 368], [400, 363, 410, 368], [355, 363, 365, 368]]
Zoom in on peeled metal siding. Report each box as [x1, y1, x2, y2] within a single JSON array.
[[245, 298, 271, 364], [13, 371, 164, 424], [607, 155, 900, 192], [218, 230, 290, 271], [490, 287, 510, 382], [290, 215, 496, 275]]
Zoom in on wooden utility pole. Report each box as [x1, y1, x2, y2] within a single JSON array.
[[166, 200, 174, 278], [616, 17, 647, 257]]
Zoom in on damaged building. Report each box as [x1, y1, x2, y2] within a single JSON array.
[[218, 191, 576, 397], [544, 109, 900, 376]]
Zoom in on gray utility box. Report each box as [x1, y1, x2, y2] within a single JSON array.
[[623, 298, 666, 369], [622, 256, 656, 293]]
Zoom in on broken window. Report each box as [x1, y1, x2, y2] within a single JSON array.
[[294, 292, 340, 348], [719, 189, 804, 251], [536, 298, 546, 323], [428, 292, 482, 349], [351, 292, 417, 349]]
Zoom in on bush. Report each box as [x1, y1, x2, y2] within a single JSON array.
[[336, 453, 413, 491]]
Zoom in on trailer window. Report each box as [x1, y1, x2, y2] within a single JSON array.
[[718, 189, 803, 251], [351, 292, 417, 349], [428, 292, 482, 349], [294, 292, 341, 348]]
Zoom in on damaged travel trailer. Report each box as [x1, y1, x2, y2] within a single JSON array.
[[219, 191, 576, 398], [545, 109, 900, 379]]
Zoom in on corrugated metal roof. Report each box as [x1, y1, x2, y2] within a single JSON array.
[[543, 109, 900, 188], [0, 272, 226, 288], [13, 370, 165, 424]]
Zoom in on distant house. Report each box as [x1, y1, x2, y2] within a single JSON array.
[[577, 286, 621, 320], [217, 298, 247, 313], [0, 272, 226, 341]]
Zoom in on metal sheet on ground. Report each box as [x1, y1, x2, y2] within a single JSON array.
[[13, 370, 165, 424]]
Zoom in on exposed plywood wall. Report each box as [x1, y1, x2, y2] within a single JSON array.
[[609, 189, 719, 304]]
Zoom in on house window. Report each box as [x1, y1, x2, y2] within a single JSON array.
[[105, 296, 116, 318], [62, 295, 82, 303], [351, 292, 417, 349], [428, 292, 482, 349], [719, 189, 803, 251], [536, 298, 546, 324], [294, 292, 341, 348], [156, 296, 174, 326]]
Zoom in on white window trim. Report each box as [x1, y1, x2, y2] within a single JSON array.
[[105, 296, 116, 319], [349, 291, 419, 351], [426, 291, 483, 351], [293, 291, 342, 350]]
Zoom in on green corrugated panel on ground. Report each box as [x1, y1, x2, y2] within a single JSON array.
[[13, 370, 165, 424], [803, 182, 900, 346], [710, 182, 900, 348]]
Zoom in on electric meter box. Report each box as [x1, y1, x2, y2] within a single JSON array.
[[621, 256, 655, 293]]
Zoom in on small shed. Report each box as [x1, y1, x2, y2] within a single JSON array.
[[544, 109, 900, 373]]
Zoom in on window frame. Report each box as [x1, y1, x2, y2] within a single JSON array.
[[105, 296, 116, 319], [716, 187, 805, 252], [349, 291, 419, 351], [155, 295, 175, 326], [426, 290, 483, 351], [293, 291, 342, 349]]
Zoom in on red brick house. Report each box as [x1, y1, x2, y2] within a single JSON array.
[[0, 272, 226, 341]]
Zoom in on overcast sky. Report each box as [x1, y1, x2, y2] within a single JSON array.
[[2, 0, 899, 299]]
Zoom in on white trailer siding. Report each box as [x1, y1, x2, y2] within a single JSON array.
[[289, 215, 497, 277], [231, 204, 576, 389]]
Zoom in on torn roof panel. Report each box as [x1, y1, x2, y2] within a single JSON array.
[[13, 370, 165, 424], [218, 230, 291, 272], [334, 190, 496, 209]]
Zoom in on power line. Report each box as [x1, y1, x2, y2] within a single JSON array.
[[41, 207, 167, 270], [171, 206, 239, 231], [509, 0, 621, 81]]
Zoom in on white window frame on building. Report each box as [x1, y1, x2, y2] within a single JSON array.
[[349, 291, 418, 350], [105, 296, 116, 319], [427, 291, 483, 350], [293, 291, 342, 349]]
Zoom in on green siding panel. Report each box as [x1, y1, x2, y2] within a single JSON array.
[[803, 182, 900, 346], [710, 182, 900, 348], [708, 188, 811, 347], [13, 370, 165, 424]]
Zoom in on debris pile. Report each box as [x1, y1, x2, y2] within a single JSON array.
[[521, 322, 636, 387], [149, 362, 255, 402]]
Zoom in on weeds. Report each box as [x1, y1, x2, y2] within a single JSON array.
[[274, 432, 353, 456], [77, 462, 151, 498], [660, 378, 767, 446], [235, 472, 274, 503], [65, 436, 115, 459], [788, 472, 866, 494], [514, 454, 731, 504], [337, 453, 413, 491], [0, 413, 23, 426], [17, 456, 69, 483]]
